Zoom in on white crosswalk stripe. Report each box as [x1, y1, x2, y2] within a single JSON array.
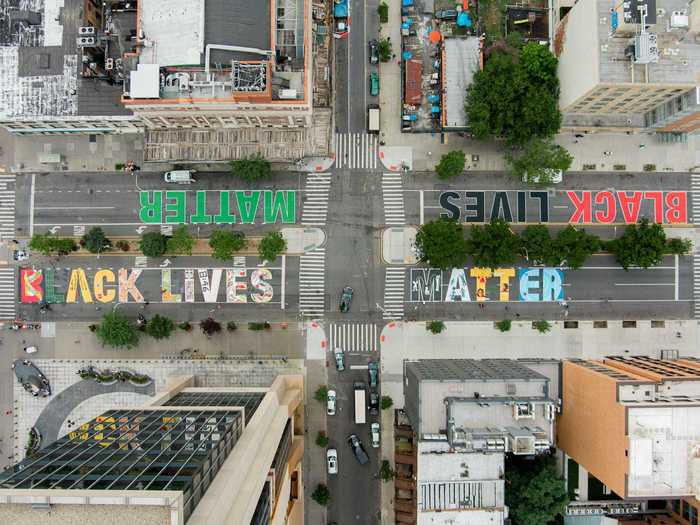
[[382, 173, 406, 225], [301, 174, 331, 226], [383, 267, 406, 320], [299, 248, 326, 317], [695, 251, 700, 319], [334, 133, 378, 170], [160, 225, 173, 235], [329, 323, 377, 352], [135, 256, 148, 268], [0, 268, 16, 320], [0, 176, 14, 240], [691, 174, 700, 224]]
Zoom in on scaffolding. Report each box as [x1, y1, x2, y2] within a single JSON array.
[[276, 0, 303, 64], [231, 61, 267, 91]]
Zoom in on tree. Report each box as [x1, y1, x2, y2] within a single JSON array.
[[167, 225, 196, 255], [315, 431, 330, 448], [311, 484, 330, 506], [520, 225, 554, 265], [377, 38, 392, 62], [534, 320, 551, 334], [435, 151, 466, 180], [95, 311, 139, 349], [29, 234, 77, 256], [209, 230, 247, 260], [608, 218, 668, 270], [377, 2, 388, 23], [465, 43, 561, 146], [144, 314, 174, 340], [381, 395, 394, 410], [229, 153, 271, 182], [426, 320, 446, 334], [553, 225, 600, 269], [415, 218, 468, 270], [506, 455, 568, 525], [507, 138, 573, 185], [379, 460, 395, 481], [82, 227, 112, 254], [667, 237, 692, 255], [199, 317, 222, 337], [259, 231, 287, 261], [314, 385, 329, 402], [496, 319, 512, 332], [139, 232, 167, 257], [467, 219, 521, 269]]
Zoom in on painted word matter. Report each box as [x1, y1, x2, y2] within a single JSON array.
[[139, 190, 296, 225], [410, 267, 564, 303], [20, 268, 275, 304]]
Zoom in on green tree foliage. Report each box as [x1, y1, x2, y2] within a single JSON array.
[[315, 431, 330, 448], [166, 225, 196, 255], [209, 230, 247, 261], [465, 43, 561, 146], [258, 231, 287, 261], [311, 484, 330, 506], [415, 218, 468, 270], [467, 219, 521, 269], [435, 150, 466, 180], [667, 237, 692, 255], [314, 385, 329, 402], [534, 320, 552, 334], [426, 320, 446, 334], [520, 225, 554, 265], [608, 218, 668, 270], [29, 234, 77, 256], [139, 232, 167, 257], [229, 153, 271, 182], [381, 395, 394, 410], [144, 314, 175, 340], [95, 311, 139, 349], [82, 227, 112, 254], [496, 319, 512, 332], [199, 317, 222, 337], [554, 225, 601, 269], [507, 138, 573, 185], [377, 38, 392, 62], [506, 455, 568, 525], [377, 2, 389, 23], [380, 460, 395, 481]]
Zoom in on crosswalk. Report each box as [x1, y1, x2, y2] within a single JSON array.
[[693, 175, 700, 318], [692, 174, 700, 224], [329, 323, 377, 352], [334, 133, 378, 170], [0, 268, 16, 320], [299, 248, 326, 317], [382, 173, 406, 225], [0, 175, 15, 240], [301, 173, 331, 226], [695, 252, 700, 319], [383, 267, 406, 320]]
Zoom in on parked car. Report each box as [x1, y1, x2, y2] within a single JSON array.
[[371, 422, 380, 448], [368, 391, 379, 415], [327, 389, 337, 416], [347, 434, 369, 465], [369, 72, 379, 97], [334, 348, 345, 371], [340, 286, 354, 313], [369, 39, 379, 64], [327, 448, 338, 474], [368, 361, 379, 389], [435, 9, 457, 19]]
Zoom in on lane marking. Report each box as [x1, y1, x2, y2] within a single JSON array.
[[675, 254, 679, 301], [613, 283, 674, 286], [281, 254, 286, 310], [29, 173, 35, 236], [35, 206, 116, 210]]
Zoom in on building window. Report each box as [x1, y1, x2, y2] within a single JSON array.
[[669, 499, 681, 514], [622, 320, 637, 328], [690, 503, 698, 525], [651, 320, 665, 328], [593, 321, 608, 328], [684, 500, 691, 520]]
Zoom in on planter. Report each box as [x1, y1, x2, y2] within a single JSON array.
[[78, 366, 151, 387]]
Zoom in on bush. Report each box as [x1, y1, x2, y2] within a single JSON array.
[[553, 225, 601, 269], [199, 317, 222, 337], [29, 234, 77, 256], [380, 460, 395, 481], [248, 322, 266, 330], [226, 321, 238, 332], [115, 163, 125, 171], [608, 218, 667, 270], [82, 227, 112, 254], [534, 320, 552, 334], [144, 314, 174, 340], [259, 231, 287, 261], [229, 153, 271, 182], [426, 320, 446, 334], [378, 2, 388, 23], [167, 225, 196, 255], [415, 218, 468, 270], [507, 138, 573, 186], [315, 431, 330, 448], [667, 237, 692, 255], [435, 150, 466, 180], [178, 321, 192, 331], [139, 232, 167, 257], [467, 219, 521, 269], [209, 230, 247, 261], [95, 311, 139, 349], [377, 38, 392, 62], [496, 319, 512, 332], [115, 240, 130, 252], [381, 395, 393, 410], [311, 484, 330, 506], [314, 385, 329, 402]]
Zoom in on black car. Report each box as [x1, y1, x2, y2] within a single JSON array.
[[369, 39, 379, 64], [347, 434, 369, 465], [368, 391, 379, 415]]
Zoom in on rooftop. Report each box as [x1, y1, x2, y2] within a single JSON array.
[[407, 359, 548, 382], [443, 37, 479, 129]]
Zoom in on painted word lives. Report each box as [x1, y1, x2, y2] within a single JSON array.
[[410, 267, 564, 303], [20, 267, 276, 304], [439, 190, 687, 224], [139, 190, 296, 225]]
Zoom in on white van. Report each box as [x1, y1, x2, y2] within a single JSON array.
[[164, 170, 196, 184]]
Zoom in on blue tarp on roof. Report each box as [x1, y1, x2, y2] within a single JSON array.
[[456, 11, 472, 27], [334, 0, 348, 18]]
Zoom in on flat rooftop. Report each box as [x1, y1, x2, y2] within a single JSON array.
[[407, 359, 548, 382], [444, 37, 480, 129]]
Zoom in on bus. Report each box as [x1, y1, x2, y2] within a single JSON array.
[[354, 381, 367, 424]]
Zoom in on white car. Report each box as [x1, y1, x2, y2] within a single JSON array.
[[24, 346, 38, 354], [327, 389, 337, 416], [371, 422, 380, 448], [327, 448, 338, 474]]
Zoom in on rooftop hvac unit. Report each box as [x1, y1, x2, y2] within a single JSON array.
[[545, 404, 556, 421], [278, 89, 298, 99], [105, 58, 114, 70], [670, 11, 689, 28], [77, 36, 96, 47], [79, 26, 95, 35]]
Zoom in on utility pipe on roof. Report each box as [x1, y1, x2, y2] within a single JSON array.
[[204, 44, 274, 78]]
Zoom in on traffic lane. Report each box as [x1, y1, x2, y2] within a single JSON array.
[[563, 264, 682, 301], [348, 0, 367, 133], [335, 35, 350, 133]]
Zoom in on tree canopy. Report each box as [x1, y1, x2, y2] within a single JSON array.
[[507, 138, 573, 185], [167, 225, 196, 255], [29, 234, 77, 256], [144, 314, 175, 340], [467, 219, 521, 269], [435, 150, 466, 180], [608, 218, 668, 270], [82, 227, 112, 254], [258, 231, 287, 261], [95, 311, 139, 349], [209, 230, 247, 261], [554, 225, 600, 269], [139, 232, 167, 257], [465, 43, 561, 146], [506, 455, 568, 525], [415, 218, 468, 270], [229, 154, 272, 182]]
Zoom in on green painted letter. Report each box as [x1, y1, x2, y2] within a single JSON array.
[[236, 191, 261, 224], [214, 191, 236, 224], [164, 191, 186, 224], [264, 190, 296, 224], [139, 191, 163, 223], [190, 191, 212, 224]]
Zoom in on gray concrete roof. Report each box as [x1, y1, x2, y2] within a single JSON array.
[[406, 359, 548, 382], [204, 0, 272, 65], [444, 37, 480, 129]]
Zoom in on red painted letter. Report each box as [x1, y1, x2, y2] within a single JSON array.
[[665, 192, 687, 224], [617, 191, 643, 224], [643, 192, 664, 223], [567, 191, 592, 223], [593, 191, 616, 223]]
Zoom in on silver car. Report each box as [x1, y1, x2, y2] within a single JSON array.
[[327, 389, 337, 416]]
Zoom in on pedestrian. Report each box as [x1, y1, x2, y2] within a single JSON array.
[[573, 140, 579, 144], [639, 143, 646, 149], [515, 313, 520, 318], [392, 53, 396, 59], [574, 133, 584, 138]]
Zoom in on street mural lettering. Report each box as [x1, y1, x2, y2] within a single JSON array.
[[19, 267, 277, 304], [410, 267, 564, 302], [439, 190, 687, 224], [138, 190, 296, 225]]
